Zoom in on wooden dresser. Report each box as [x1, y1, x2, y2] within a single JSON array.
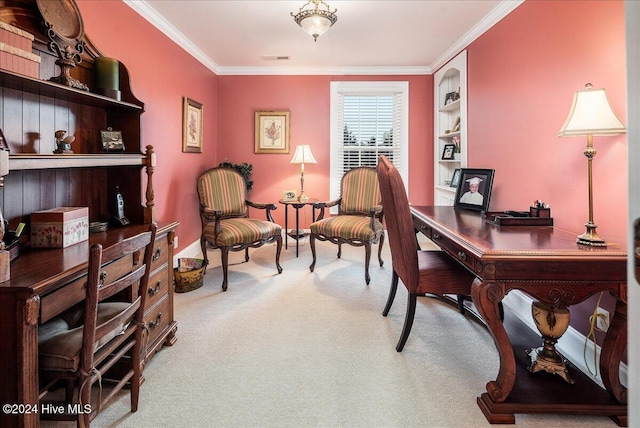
[[0, 2, 178, 426]]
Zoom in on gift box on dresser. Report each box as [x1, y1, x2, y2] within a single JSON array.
[[0, 21, 40, 78], [31, 207, 89, 248]]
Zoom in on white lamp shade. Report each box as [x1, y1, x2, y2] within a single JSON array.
[[290, 145, 317, 164], [558, 85, 626, 136]]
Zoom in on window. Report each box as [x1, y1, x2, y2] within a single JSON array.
[[330, 81, 409, 204]]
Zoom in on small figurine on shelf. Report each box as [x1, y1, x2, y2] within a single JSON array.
[[53, 130, 75, 154]]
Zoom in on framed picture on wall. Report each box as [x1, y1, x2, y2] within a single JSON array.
[[454, 168, 495, 212], [183, 97, 203, 153], [255, 110, 290, 154]]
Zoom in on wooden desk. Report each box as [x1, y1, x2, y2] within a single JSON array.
[[410, 206, 627, 426], [0, 222, 178, 428]]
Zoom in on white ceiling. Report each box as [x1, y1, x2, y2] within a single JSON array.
[[124, 0, 522, 75]]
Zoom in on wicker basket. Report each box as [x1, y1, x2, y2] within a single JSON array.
[[174, 258, 205, 293]]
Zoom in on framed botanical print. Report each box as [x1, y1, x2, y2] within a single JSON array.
[[183, 97, 203, 153], [255, 110, 290, 154]]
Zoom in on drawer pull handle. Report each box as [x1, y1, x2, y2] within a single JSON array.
[[149, 313, 163, 329], [148, 280, 162, 295], [152, 248, 162, 261], [457, 251, 467, 261], [433, 233, 441, 241]]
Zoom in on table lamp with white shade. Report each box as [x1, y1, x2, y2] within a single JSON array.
[[290, 145, 317, 202]]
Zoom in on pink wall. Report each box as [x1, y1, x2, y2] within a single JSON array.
[[463, 0, 626, 336], [218, 75, 432, 228], [466, 0, 627, 245], [77, 1, 219, 251]]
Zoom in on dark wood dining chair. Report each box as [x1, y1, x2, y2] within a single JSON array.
[[37, 223, 157, 427], [376, 155, 476, 351]]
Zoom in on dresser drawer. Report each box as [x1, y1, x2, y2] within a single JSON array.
[[145, 294, 171, 345], [150, 235, 169, 273], [40, 253, 134, 323], [146, 265, 169, 309]]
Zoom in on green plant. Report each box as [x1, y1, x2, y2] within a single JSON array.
[[218, 161, 254, 192]]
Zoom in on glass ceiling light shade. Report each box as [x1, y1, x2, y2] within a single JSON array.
[[290, 145, 317, 202], [291, 0, 337, 42], [558, 83, 626, 247]]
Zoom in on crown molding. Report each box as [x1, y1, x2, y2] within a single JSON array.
[[123, 0, 221, 74], [429, 0, 524, 72], [126, 0, 523, 77], [216, 66, 431, 76]]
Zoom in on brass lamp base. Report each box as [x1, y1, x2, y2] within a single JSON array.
[[528, 344, 574, 384], [298, 193, 309, 202], [528, 301, 575, 384], [577, 222, 606, 247]]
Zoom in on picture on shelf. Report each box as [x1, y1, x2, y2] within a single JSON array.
[[444, 91, 457, 105], [450, 168, 462, 188], [454, 168, 495, 212], [441, 144, 456, 160]]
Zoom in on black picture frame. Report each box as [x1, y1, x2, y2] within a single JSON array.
[[441, 143, 456, 160], [454, 168, 495, 212], [450, 168, 462, 188], [100, 128, 125, 152], [444, 91, 457, 106]]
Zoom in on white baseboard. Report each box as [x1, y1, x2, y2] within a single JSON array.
[[174, 239, 203, 265], [503, 290, 628, 389]]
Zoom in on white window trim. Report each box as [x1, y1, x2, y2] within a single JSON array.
[[330, 81, 409, 207]]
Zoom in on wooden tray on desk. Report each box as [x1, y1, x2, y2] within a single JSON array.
[[483, 210, 554, 226]]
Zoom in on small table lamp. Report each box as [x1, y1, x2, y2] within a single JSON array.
[[290, 145, 317, 202], [558, 83, 626, 247]]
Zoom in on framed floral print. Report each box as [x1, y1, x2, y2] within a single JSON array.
[[183, 97, 203, 153], [255, 110, 290, 154]]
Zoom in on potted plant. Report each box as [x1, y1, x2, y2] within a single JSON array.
[[218, 161, 253, 192]]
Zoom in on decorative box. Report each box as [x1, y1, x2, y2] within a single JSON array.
[[0, 21, 40, 78], [31, 207, 89, 248]]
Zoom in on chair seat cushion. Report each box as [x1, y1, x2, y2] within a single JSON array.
[[204, 218, 282, 246], [38, 302, 133, 372], [310, 215, 383, 241]]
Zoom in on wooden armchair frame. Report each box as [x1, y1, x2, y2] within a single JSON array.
[[198, 167, 283, 291], [309, 167, 385, 285]]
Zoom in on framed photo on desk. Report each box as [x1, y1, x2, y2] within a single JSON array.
[[454, 168, 495, 212]]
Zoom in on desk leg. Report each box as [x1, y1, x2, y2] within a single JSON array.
[[471, 278, 517, 424], [600, 297, 628, 405]]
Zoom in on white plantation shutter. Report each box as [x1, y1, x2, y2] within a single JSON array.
[[330, 81, 409, 204]]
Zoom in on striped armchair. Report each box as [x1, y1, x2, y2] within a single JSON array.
[[197, 167, 283, 291], [309, 167, 385, 284]]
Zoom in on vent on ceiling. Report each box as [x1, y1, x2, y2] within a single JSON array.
[[261, 56, 290, 61]]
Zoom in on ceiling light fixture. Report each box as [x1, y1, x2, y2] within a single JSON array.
[[291, 0, 337, 42]]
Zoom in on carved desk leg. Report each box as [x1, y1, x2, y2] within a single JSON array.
[[600, 293, 628, 408], [472, 278, 516, 424]]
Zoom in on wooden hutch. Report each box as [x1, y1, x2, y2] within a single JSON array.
[[0, 1, 177, 426]]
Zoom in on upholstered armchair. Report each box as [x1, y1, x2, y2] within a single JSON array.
[[309, 167, 385, 284], [197, 167, 283, 291]]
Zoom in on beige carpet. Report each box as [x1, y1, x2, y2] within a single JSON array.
[[43, 236, 617, 427]]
